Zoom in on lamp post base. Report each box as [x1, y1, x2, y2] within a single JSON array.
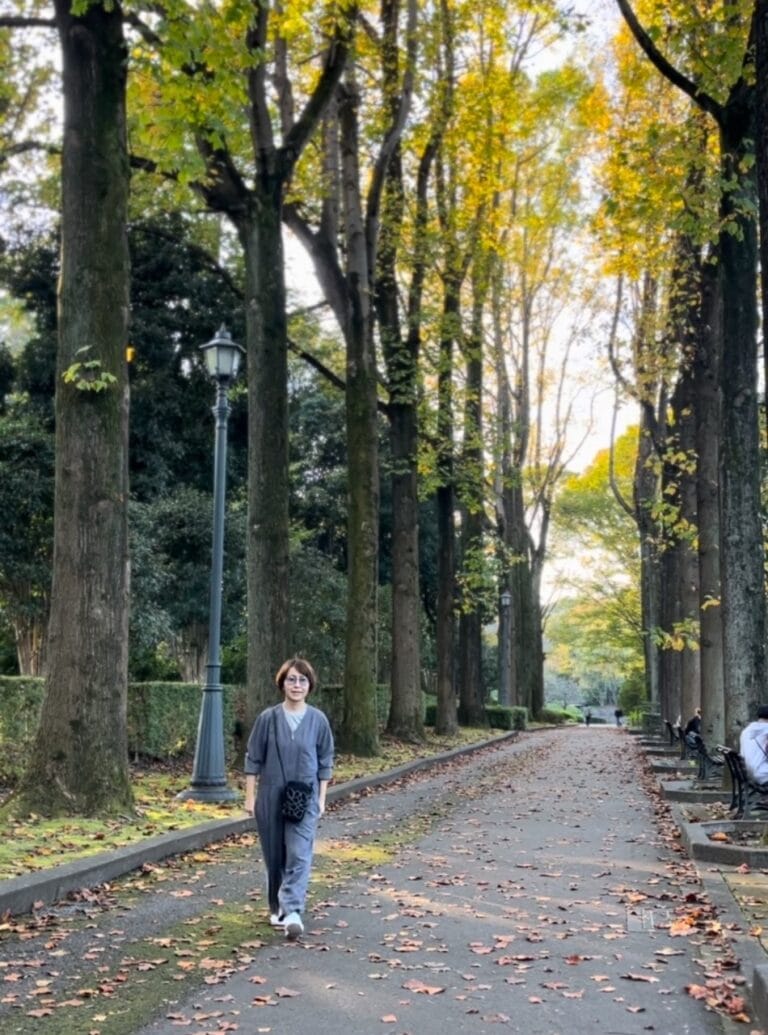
[[179, 684, 238, 804], [176, 783, 239, 804]]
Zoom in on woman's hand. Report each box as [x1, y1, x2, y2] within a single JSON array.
[[244, 775, 257, 816], [318, 778, 329, 817]]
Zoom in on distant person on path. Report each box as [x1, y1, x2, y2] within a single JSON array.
[[740, 704, 768, 784], [614, 708, 623, 727], [244, 657, 334, 941], [585, 710, 592, 727], [684, 707, 702, 748]]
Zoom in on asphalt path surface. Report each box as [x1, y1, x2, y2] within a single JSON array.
[[1, 728, 747, 1034]]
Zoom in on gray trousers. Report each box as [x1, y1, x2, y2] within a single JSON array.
[[255, 782, 319, 916]]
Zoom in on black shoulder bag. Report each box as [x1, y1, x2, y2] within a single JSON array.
[[272, 710, 313, 823]]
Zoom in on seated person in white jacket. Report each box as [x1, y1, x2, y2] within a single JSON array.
[[740, 704, 768, 784]]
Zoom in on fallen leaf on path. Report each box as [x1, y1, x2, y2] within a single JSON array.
[[402, 978, 445, 995]]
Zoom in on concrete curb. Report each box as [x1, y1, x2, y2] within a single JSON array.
[[0, 729, 520, 919], [664, 787, 768, 1030], [754, 966, 768, 1030], [659, 778, 731, 804], [673, 809, 768, 867]]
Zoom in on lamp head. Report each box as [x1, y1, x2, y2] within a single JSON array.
[[200, 324, 245, 384]]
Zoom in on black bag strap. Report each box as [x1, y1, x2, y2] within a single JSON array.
[[271, 709, 288, 783]]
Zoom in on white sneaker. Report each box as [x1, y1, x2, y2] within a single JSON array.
[[283, 911, 303, 940], [269, 913, 285, 927]]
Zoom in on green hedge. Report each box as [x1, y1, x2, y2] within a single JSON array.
[[0, 677, 393, 786], [486, 705, 527, 731], [539, 706, 578, 725], [423, 699, 526, 731], [0, 677, 46, 786], [127, 682, 241, 762]]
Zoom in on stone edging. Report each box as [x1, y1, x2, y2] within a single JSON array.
[[660, 777, 768, 1030]]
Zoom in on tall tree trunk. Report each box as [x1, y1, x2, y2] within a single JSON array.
[[755, 0, 768, 411], [507, 480, 535, 714], [658, 531, 682, 723], [675, 372, 701, 724], [719, 114, 766, 742], [377, 143, 424, 742], [187, 8, 354, 734], [529, 559, 545, 718], [16, 1, 132, 815], [695, 259, 724, 746], [634, 419, 662, 717], [338, 78, 380, 755], [237, 196, 290, 727], [434, 287, 458, 734], [456, 276, 487, 727]]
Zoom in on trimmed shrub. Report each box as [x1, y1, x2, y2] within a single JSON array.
[[127, 681, 241, 762], [539, 706, 571, 725], [509, 706, 528, 731], [485, 705, 512, 730], [0, 676, 45, 785]]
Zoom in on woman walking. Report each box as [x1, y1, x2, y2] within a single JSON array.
[[244, 657, 334, 940]]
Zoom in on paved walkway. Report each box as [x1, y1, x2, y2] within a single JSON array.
[[0, 728, 751, 1034]]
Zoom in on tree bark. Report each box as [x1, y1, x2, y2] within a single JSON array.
[[674, 369, 701, 724], [338, 76, 380, 755], [236, 193, 290, 725], [719, 112, 766, 742], [456, 273, 488, 727], [634, 418, 662, 716], [695, 261, 724, 746], [434, 286, 459, 734], [755, 0, 768, 407], [16, 1, 132, 815]]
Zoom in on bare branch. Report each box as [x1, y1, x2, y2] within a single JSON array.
[[608, 391, 635, 518], [0, 139, 59, 168], [0, 15, 55, 28], [615, 0, 723, 123], [123, 11, 162, 49], [279, 5, 358, 176], [606, 274, 629, 392]]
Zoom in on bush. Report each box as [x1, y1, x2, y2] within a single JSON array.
[[538, 706, 576, 725], [0, 676, 45, 785], [0, 678, 246, 784], [485, 704, 527, 731], [510, 706, 528, 730], [423, 698, 526, 732], [127, 681, 241, 762], [618, 671, 648, 715]]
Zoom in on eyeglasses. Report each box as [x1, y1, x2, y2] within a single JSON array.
[[285, 675, 310, 685]]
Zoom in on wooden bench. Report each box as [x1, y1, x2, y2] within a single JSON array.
[[718, 747, 768, 819], [688, 733, 724, 781], [673, 723, 690, 760]]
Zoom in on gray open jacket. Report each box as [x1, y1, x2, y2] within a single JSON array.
[[244, 703, 334, 789]]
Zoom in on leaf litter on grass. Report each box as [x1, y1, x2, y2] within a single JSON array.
[[0, 728, 499, 882]]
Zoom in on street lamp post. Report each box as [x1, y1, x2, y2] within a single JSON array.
[[499, 588, 512, 707], [178, 325, 244, 803]]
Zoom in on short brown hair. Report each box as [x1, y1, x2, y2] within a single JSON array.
[[275, 657, 317, 694]]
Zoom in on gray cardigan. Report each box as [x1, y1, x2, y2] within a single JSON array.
[[244, 704, 334, 787]]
